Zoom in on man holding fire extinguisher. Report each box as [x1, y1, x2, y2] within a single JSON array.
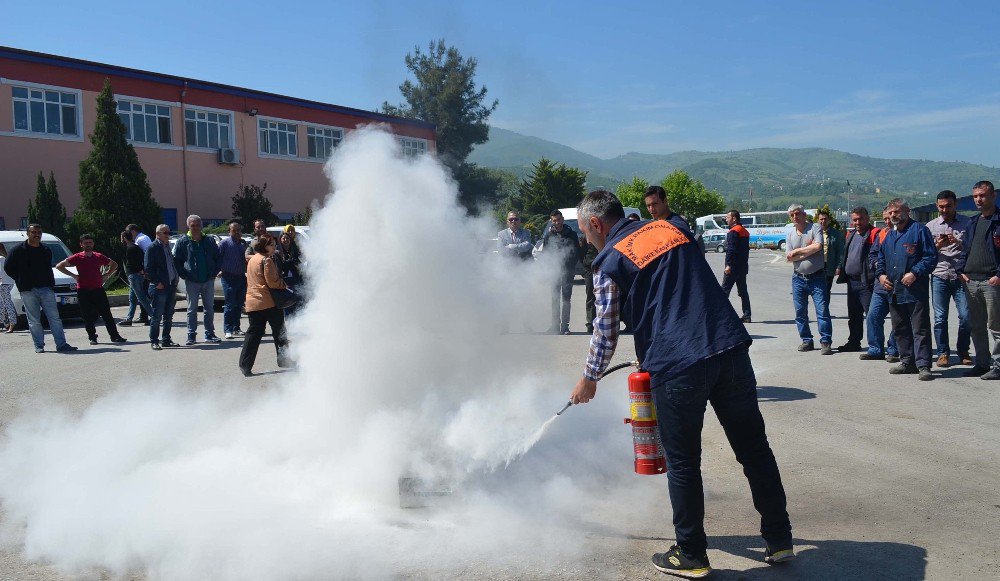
[[570, 190, 793, 578]]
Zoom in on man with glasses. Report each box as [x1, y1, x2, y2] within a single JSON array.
[[2, 224, 77, 353], [498, 212, 533, 260]]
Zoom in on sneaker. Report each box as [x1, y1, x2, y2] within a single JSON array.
[[885, 354, 900, 363], [797, 342, 814, 352], [205, 334, 222, 344], [233, 329, 245, 337], [118, 319, 133, 327], [161, 339, 179, 348], [740, 315, 752, 323], [918, 367, 934, 381], [820, 343, 834, 355], [561, 329, 571, 335], [651, 545, 711, 579], [763, 543, 796, 565], [56, 344, 78, 352], [859, 352, 884, 361], [224, 332, 234, 340], [964, 366, 991, 377], [981, 367, 1000, 380], [185, 337, 197, 346], [34, 346, 44, 353], [889, 364, 918, 375], [585, 325, 594, 333], [837, 343, 863, 352], [110, 335, 127, 344], [89, 336, 99, 345], [936, 354, 950, 368], [959, 352, 973, 366], [150, 342, 162, 351], [240, 366, 253, 377]]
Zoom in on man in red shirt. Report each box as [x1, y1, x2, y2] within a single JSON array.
[[56, 233, 126, 345]]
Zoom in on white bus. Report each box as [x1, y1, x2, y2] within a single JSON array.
[[695, 210, 816, 234]]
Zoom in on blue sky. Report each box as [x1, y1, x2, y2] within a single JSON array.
[[5, 1, 999, 167]]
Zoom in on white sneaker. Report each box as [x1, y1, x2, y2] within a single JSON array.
[[233, 329, 245, 337], [225, 332, 234, 339]]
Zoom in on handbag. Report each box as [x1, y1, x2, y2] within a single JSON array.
[[260, 257, 299, 309]]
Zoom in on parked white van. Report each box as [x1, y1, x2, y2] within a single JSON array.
[[0, 231, 79, 327]]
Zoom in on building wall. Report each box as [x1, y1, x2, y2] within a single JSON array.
[[0, 51, 435, 230]]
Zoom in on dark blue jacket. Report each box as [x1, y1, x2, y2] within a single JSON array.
[[592, 218, 751, 378], [725, 224, 750, 274], [955, 206, 1000, 280], [172, 235, 221, 283], [144, 241, 176, 288], [875, 219, 937, 304]]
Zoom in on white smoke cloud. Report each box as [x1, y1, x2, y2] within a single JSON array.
[[0, 127, 652, 580]]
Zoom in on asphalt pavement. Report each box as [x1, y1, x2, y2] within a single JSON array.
[[0, 250, 997, 580]]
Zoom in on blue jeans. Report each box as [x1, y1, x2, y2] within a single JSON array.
[[791, 273, 832, 345], [866, 292, 898, 357], [650, 346, 791, 557], [219, 273, 246, 333], [148, 282, 178, 343], [20, 287, 68, 349], [125, 273, 153, 321], [183, 279, 217, 339], [931, 276, 970, 357]]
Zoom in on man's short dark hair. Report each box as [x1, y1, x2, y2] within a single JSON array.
[[79, 233, 94, 242], [644, 185, 666, 201], [851, 206, 869, 216], [937, 190, 957, 202], [578, 190, 625, 225], [122, 229, 134, 243], [126, 223, 141, 233], [550, 209, 563, 218], [252, 233, 274, 254], [973, 181, 994, 194], [728, 209, 741, 223], [27, 223, 42, 231], [254, 219, 266, 227]]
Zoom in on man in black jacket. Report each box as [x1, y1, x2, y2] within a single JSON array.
[[956, 180, 1000, 379], [721, 210, 751, 322], [3, 224, 76, 353], [838, 207, 879, 352], [144, 224, 180, 350], [543, 210, 581, 334]]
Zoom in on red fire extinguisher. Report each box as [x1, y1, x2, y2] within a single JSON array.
[[624, 370, 667, 475]]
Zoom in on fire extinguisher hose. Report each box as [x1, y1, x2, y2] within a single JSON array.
[[556, 360, 639, 415]]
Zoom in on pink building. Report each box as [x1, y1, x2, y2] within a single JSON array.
[[0, 46, 436, 230]]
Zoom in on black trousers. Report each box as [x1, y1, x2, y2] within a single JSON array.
[[889, 298, 932, 369], [845, 277, 873, 346], [239, 307, 288, 371], [78, 288, 119, 340], [721, 271, 751, 318]]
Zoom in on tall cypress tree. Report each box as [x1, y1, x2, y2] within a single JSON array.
[[27, 171, 68, 243], [71, 78, 161, 261]]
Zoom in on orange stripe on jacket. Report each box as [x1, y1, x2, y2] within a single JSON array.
[[731, 224, 750, 238]]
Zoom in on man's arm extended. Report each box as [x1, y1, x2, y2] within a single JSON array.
[[571, 270, 620, 404]]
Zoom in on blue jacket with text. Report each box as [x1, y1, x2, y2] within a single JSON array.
[[875, 219, 937, 304]]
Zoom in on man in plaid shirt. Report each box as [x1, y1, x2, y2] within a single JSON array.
[[570, 190, 793, 578]]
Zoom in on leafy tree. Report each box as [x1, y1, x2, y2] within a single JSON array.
[[70, 78, 161, 261], [502, 157, 587, 222], [811, 204, 843, 231], [291, 205, 314, 226], [615, 177, 651, 218], [232, 183, 277, 228], [27, 171, 68, 244], [381, 39, 498, 214], [660, 170, 725, 225]]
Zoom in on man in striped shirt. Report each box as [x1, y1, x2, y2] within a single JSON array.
[[570, 190, 793, 578]]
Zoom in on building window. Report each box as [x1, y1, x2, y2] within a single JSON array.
[[258, 119, 297, 157], [11, 86, 79, 136], [306, 126, 342, 159], [117, 100, 171, 144], [184, 109, 231, 149], [399, 137, 427, 157]]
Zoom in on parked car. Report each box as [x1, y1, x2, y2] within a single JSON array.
[[705, 233, 727, 253], [0, 231, 79, 328]]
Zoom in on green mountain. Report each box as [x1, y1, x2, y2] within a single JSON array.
[[471, 127, 998, 208]]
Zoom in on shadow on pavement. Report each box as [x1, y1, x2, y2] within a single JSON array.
[[710, 535, 927, 580], [63, 347, 125, 354], [749, 334, 777, 340], [756, 385, 816, 402], [760, 320, 796, 325]]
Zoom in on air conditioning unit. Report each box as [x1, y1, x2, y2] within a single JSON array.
[[218, 148, 240, 165]]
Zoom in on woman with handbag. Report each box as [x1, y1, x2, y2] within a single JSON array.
[[239, 234, 292, 376]]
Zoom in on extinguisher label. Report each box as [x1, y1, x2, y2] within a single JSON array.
[[633, 425, 662, 459], [630, 401, 657, 421]]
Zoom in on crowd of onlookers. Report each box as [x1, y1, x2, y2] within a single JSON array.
[[1, 217, 304, 375]]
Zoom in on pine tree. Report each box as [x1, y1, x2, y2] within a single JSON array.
[[232, 183, 277, 229], [27, 171, 68, 243], [71, 78, 161, 262]]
